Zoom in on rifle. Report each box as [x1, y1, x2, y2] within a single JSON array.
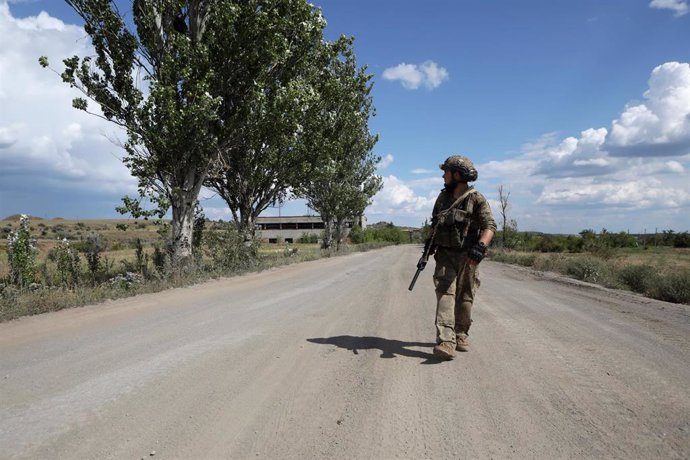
[[408, 226, 437, 291]]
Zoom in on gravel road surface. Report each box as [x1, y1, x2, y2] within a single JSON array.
[[1, 245, 689, 459]]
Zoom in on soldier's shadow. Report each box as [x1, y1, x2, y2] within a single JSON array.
[[306, 335, 445, 364]]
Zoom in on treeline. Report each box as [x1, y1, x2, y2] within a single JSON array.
[[39, 0, 381, 269], [496, 228, 690, 253], [349, 223, 409, 245]]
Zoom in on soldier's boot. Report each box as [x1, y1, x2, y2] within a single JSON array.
[[433, 341, 455, 360], [455, 333, 469, 352]]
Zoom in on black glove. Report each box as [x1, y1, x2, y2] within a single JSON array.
[[468, 242, 487, 264]]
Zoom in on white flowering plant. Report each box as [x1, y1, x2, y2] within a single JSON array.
[[6, 215, 37, 287]]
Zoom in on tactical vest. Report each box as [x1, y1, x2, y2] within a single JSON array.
[[434, 189, 478, 248]]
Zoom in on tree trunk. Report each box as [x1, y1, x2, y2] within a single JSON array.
[[334, 218, 346, 251], [170, 193, 196, 271], [169, 170, 206, 271], [238, 200, 256, 243], [322, 216, 334, 249]]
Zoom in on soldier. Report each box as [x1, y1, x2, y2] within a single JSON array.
[[430, 155, 496, 360]]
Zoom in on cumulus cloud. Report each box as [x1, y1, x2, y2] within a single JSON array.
[[377, 153, 394, 169], [382, 61, 449, 90], [0, 3, 136, 218], [650, 0, 689, 17], [411, 168, 434, 174], [533, 128, 618, 178], [368, 175, 436, 218], [606, 62, 690, 156]]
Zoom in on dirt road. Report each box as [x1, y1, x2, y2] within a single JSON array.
[[1, 245, 689, 459]]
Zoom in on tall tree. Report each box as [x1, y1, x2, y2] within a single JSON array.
[[296, 38, 382, 249], [204, 0, 328, 240], [43, 0, 219, 269]]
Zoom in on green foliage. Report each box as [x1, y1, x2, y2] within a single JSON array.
[[618, 264, 656, 293], [49, 1, 221, 267], [348, 225, 405, 245], [82, 232, 106, 281], [52, 239, 81, 288], [295, 37, 382, 249], [203, 223, 259, 271], [204, 1, 330, 237], [647, 270, 690, 304], [298, 232, 319, 244], [6, 215, 37, 287], [348, 225, 365, 244], [674, 232, 690, 248]]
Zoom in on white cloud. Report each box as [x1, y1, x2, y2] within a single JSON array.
[[650, 0, 689, 17], [606, 62, 690, 156], [411, 168, 434, 174], [382, 60, 449, 90], [0, 3, 136, 218], [377, 153, 394, 170], [368, 175, 436, 218], [664, 160, 685, 173]]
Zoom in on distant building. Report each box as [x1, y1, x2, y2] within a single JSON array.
[[255, 215, 367, 243]]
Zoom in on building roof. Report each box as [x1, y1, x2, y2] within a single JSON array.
[[256, 215, 324, 224]]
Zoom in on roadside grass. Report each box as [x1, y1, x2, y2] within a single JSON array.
[[1, 217, 393, 322], [489, 248, 690, 305]]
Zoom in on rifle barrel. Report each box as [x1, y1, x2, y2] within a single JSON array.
[[408, 269, 422, 291]]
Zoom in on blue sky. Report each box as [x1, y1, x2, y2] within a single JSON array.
[[1, 0, 689, 233]]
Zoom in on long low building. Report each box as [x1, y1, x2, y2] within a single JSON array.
[[255, 215, 366, 243]]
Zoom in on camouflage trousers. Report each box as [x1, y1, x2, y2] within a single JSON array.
[[433, 246, 480, 345]]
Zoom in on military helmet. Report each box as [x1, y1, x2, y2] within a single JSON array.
[[439, 155, 478, 182]]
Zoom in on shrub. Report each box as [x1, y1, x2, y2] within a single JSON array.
[[648, 271, 690, 304], [533, 253, 568, 272], [203, 223, 258, 271], [565, 256, 609, 283], [6, 215, 37, 287], [618, 264, 656, 294], [299, 232, 318, 244], [52, 239, 81, 287], [82, 233, 106, 281]]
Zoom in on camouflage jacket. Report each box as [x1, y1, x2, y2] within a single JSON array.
[[431, 187, 497, 249]]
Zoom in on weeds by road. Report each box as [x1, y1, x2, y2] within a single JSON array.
[[489, 248, 690, 304]]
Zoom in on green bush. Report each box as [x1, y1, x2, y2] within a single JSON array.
[[203, 223, 258, 271], [618, 264, 656, 293], [565, 257, 609, 283], [648, 271, 690, 304], [533, 253, 568, 272], [52, 239, 81, 287], [298, 232, 318, 244], [6, 215, 37, 287]]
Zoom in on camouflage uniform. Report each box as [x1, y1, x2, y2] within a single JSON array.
[[431, 187, 496, 346]]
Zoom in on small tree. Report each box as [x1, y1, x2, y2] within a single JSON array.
[[6, 215, 37, 287], [498, 184, 510, 248], [83, 232, 106, 282], [53, 239, 82, 288]]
